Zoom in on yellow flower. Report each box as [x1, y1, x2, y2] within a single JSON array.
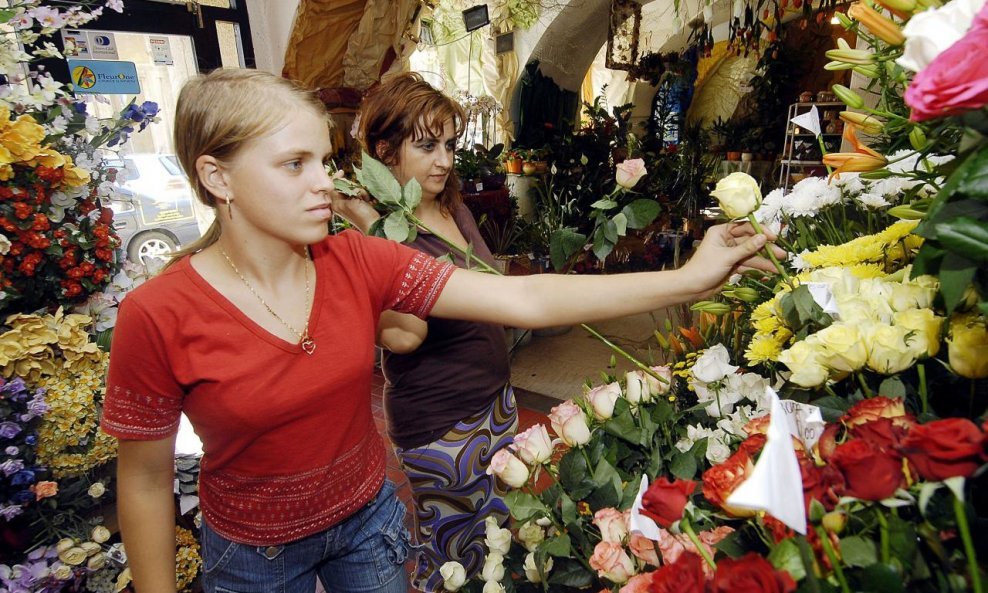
[[28, 147, 67, 169], [745, 334, 784, 364], [947, 313, 988, 379], [0, 111, 45, 165], [61, 155, 91, 187], [176, 526, 203, 592]]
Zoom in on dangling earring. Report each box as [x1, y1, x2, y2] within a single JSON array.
[[225, 196, 233, 221]]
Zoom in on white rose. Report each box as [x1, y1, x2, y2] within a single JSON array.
[[548, 400, 592, 447], [87, 552, 108, 571], [481, 552, 506, 582], [898, 0, 983, 72], [524, 552, 554, 583], [691, 344, 739, 383], [863, 322, 918, 374], [886, 281, 935, 312], [87, 481, 106, 499], [486, 449, 529, 488], [439, 561, 467, 592], [517, 521, 546, 552], [615, 159, 647, 189], [705, 433, 732, 464], [893, 308, 944, 359], [483, 581, 506, 593], [624, 370, 647, 406], [91, 525, 111, 544], [511, 424, 554, 466], [586, 382, 622, 420], [711, 172, 762, 219], [777, 340, 829, 388], [646, 365, 673, 396], [0, 234, 10, 256], [484, 516, 512, 555]]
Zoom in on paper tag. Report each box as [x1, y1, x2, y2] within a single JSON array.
[[629, 475, 664, 540], [726, 387, 807, 534], [778, 399, 825, 450], [791, 105, 822, 138], [804, 282, 841, 319]]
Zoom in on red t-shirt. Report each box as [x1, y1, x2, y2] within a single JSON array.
[[101, 231, 454, 545]]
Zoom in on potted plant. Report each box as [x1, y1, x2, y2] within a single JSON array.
[[502, 148, 524, 174]]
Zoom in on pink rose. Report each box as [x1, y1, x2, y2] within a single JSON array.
[[615, 159, 647, 189], [629, 533, 660, 566], [486, 449, 529, 488], [588, 541, 636, 584], [905, 1, 988, 121], [618, 572, 655, 593], [549, 400, 591, 447], [511, 424, 554, 465], [587, 382, 622, 420], [593, 507, 629, 543]]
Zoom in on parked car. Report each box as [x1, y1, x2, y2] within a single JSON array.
[[104, 153, 203, 263]]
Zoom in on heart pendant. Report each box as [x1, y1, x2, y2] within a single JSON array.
[[301, 338, 316, 355]]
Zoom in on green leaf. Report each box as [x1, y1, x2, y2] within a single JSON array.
[[840, 535, 877, 567], [603, 219, 619, 244], [95, 328, 114, 352], [560, 493, 578, 525], [957, 145, 988, 199], [550, 228, 586, 272], [591, 199, 619, 210], [768, 539, 806, 581], [859, 563, 905, 593], [333, 177, 363, 197], [939, 252, 977, 314], [622, 199, 661, 229], [878, 376, 905, 399], [669, 450, 697, 480], [547, 558, 594, 588], [810, 395, 853, 422], [505, 491, 549, 522], [0, 9, 17, 23], [542, 533, 572, 557], [559, 450, 595, 500], [383, 212, 410, 243], [403, 178, 423, 211], [937, 216, 988, 263], [602, 408, 642, 445], [355, 152, 402, 204], [887, 513, 918, 568], [612, 212, 628, 236]]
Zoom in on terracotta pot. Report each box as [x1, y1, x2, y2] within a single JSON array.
[[726, 151, 742, 161], [504, 158, 522, 174]]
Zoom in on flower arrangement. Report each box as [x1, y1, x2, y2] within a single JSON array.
[[450, 1, 988, 592]]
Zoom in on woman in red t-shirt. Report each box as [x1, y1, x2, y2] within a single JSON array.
[[103, 68, 782, 593]]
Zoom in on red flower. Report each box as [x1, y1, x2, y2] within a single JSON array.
[[900, 418, 987, 481], [841, 396, 909, 428], [641, 477, 696, 528], [711, 553, 796, 593], [703, 450, 755, 516], [798, 451, 843, 511], [848, 417, 913, 457], [650, 553, 707, 593], [830, 439, 903, 500]]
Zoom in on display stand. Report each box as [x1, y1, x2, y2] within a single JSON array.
[[505, 173, 536, 220], [778, 102, 844, 190]]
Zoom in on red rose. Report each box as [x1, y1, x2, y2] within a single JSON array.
[[798, 451, 844, 511], [711, 553, 796, 593], [905, 2, 988, 121], [849, 417, 914, 456], [650, 552, 706, 593], [841, 396, 909, 428], [737, 434, 767, 458], [702, 451, 756, 517], [641, 477, 696, 528], [815, 423, 841, 461], [830, 439, 903, 500], [900, 418, 987, 481]]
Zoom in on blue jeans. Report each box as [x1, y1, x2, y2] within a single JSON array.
[[200, 480, 411, 593]]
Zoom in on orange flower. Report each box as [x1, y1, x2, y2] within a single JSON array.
[[822, 123, 887, 179], [702, 450, 757, 517], [848, 2, 905, 45], [31, 480, 58, 500]]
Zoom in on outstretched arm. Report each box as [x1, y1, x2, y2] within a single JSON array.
[[430, 222, 781, 328], [117, 437, 179, 593]]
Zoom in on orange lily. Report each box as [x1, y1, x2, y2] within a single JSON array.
[[848, 2, 905, 45], [823, 123, 887, 179], [678, 326, 704, 349]]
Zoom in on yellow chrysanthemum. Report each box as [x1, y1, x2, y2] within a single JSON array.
[[745, 334, 784, 364], [801, 220, 921, 270], [176, 527, 202, 592], [0, 111, 45, 165]]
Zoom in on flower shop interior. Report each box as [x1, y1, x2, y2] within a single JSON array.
[[2, 0, 987, 592]]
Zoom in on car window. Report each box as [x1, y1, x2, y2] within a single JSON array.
[[160, 155, 183, 177]]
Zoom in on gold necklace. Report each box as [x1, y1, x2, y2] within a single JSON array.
[[219, 247, 316, 355]]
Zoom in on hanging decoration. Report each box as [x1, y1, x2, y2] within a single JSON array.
[[605, 0, 641, 71]]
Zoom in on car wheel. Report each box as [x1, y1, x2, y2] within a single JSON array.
[[128, 230, 178, 263]]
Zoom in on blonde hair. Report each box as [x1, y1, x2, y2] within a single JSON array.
[[166, 69, 330, 265], [357, 72, 466, 215]]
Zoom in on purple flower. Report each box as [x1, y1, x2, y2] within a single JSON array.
[[0, 504, 24, 520], [1, 378, 26, 395], [4, 446, 17, 455], [0, 422, 21, 439], [0, 459, 24, 476], [24, 434, 36, 446], [10, 489, 33, 504], [26, 393, 48, 416]]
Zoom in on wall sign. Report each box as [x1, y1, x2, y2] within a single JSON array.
[[68, 59, 141, 95]]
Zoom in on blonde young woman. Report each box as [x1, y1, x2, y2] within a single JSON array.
[[102, 68, 782, 593]]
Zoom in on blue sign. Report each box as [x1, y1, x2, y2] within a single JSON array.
[[67, 59, 140, 95]]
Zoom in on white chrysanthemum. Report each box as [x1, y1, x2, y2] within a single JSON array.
[[791, 251, 810, 271], [856, 191, 890, 209], [783, 177, 840, 217]]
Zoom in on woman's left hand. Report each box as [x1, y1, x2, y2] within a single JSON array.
[[682, 222, 788, 296]]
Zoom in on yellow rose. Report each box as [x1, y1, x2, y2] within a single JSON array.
[[711, 172, 762, 219], [51, 564, 74, 581], [114, 568, 132, 593], [893, 308, 943, 358], [887, 281, 935, 312], [778, 339, 829, 387], [79, 541, 101, 556], [59, 546, 88, 566], [815, 323, 867, 372], [947, 314, 988, 379], [87, 552, 108, 570], [91, 525, 111, 543], [863, 322, 917, 374], [61, 155, 91, 187], [28, 147, 66, 169], [55, 538, 76, 554], [834, 294, 876, 325]]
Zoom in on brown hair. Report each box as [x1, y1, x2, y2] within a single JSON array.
[[357, 72, 466, 215], [166, 69, 330, 266]]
